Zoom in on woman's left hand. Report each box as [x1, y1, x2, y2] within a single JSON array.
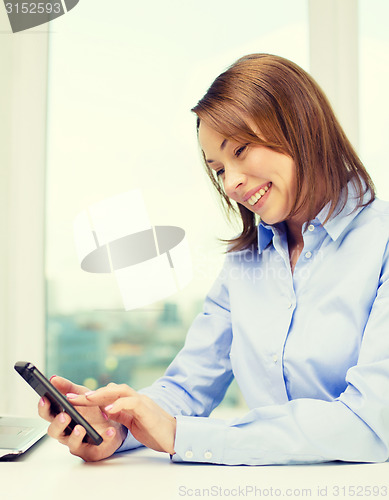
[[70, 384, 176, 455]]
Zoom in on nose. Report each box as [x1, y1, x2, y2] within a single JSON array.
[[223, 167, 246, 199]]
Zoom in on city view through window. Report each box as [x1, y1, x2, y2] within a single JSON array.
[[45, 1, 323, 407]]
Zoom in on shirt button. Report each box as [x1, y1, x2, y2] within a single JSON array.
[[305, 251, 312, 259], [185, 450, 194, 459], [308, 224, 315, 232], [273, 355, 278, 363], [204, 451, 213, 460]]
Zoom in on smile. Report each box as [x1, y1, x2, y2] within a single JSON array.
[[247, 182, 272, 206]]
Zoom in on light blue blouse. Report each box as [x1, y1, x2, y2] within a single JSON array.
[[118, 180, 389, 465]]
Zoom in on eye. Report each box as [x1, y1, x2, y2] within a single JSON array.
[[234, 144, 248, 157], [215, 168, 225, 177]]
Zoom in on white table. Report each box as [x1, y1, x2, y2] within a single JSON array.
[[1, 435, 388, 500]]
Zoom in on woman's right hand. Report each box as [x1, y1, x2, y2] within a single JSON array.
[[38, 375, 127, 462]]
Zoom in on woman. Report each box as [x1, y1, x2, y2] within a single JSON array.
[[39, 54, 389, 465]]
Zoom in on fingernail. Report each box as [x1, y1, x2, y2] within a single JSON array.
[[49, 375, 57, 382], [66, 393, 79, 399], [105, 404, 113, 412], [101, 411, 108, 421], [59, 412, 66, 423], [106, 428, 115, 437], [39, 397, 45, 407], [85, 391, 95, 397], [74, 427, 80, 436]]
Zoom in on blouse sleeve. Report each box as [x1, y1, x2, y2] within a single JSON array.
[[117, 257, 234, 453], [171, 242, 389, 464]]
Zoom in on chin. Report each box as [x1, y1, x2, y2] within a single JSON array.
[[258, 214, 282, 226]]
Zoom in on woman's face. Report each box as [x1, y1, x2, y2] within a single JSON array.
[[198, 121, 298, 226]]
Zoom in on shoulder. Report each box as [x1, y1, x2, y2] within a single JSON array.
[[360, 198, 389, 236], [368, 197, 389, 216], [351, 196, 389, 224], [355, 198, 389, 269]]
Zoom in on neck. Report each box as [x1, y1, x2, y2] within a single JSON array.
[[285, 215, 305, 249], [286, 186, 328, 246]]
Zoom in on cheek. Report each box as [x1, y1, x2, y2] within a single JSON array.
[[283, 164, 297, 195], [227, 191, 239, 202], [221, 179, 239, 202]]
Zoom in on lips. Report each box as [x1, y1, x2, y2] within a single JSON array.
[[243, 182, 271, 202], [243, 182, 272, 206]]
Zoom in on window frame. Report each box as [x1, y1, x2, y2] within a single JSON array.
[[0, 0, 361, 414], [0, 9, 48, 415]]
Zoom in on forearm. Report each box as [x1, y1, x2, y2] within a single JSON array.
[[171, 398, 388, 465]]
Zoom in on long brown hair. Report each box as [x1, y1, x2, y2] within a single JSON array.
[[192, 53, 375, 252]]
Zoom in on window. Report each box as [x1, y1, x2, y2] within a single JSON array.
[[359, 0, 389, 199], [45, 1, 309, 406]]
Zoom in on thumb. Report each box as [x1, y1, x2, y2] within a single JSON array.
[[106, 410, 134, 430]]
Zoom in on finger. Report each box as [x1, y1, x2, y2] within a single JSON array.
[[80, 427, 119, 462], [38, 396, 54, 422], [81, 383, 137, 406], [103, 396, 147, 429], [67, 424, 87, 454], [103, 401, 136, 429], [105, 396, 139, 415], [50, 375, 89, 396], [47, 412, 72, 442], [69, 426, 118, 459]]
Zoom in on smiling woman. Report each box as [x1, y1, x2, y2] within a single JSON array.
[[44, 0, 309, 411], [198, 121, 296, 228], [39, 52, 389, 466], [192, 54, 375, 252]]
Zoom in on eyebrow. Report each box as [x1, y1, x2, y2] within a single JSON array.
[[204, 138, 228, 164]]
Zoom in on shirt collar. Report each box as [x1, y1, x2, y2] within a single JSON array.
[[256, 178, 371, 252], [316, 178, 370, 241], [257, 223, 274, 254]]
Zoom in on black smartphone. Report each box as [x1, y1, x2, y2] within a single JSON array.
[[14, 361, 103, 446]]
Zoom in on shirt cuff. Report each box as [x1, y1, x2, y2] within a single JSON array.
[[171, 415, 227, 464]]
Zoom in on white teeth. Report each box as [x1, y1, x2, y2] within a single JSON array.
[[247, 183, 271, 206]]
